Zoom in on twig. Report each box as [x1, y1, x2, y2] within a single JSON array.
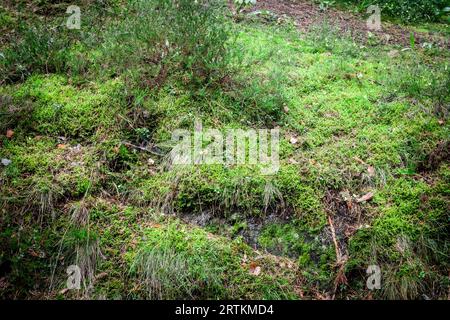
[[327, 214, 348, 300], [328, 214, 342, 262], [121, 141, 163, 156], [353, 156, 368, 166]]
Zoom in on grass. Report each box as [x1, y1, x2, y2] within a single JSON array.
[[0, 0, 448, 300], [130, 219, 298, 299]]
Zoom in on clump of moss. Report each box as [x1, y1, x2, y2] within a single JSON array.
[[10, 75, 125, 139], [347, 171, 449, 299], [130, 219, 299, 299]]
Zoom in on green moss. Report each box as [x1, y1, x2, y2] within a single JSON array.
[[347, 173, 449, 299], [1, 1, 449, 300], [11, 75, 124, 138], [130, 219, 298, 299], [0, 135, 102, 216], [258, 223, 305, 256], [0, 6, 15, 29]]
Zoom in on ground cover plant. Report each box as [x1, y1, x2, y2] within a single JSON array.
[[0, 0, 448, 300]]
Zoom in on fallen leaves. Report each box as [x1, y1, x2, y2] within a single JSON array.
[[6, 129, 14, 139], [249, 262, 261, 276], [28, 248, 45, 258], [354, 157, 376, 177], [353, 156, 367, 166], [356, 191, 374, 203], [241, 255, 263, 276], [59, 288, 69, 295]]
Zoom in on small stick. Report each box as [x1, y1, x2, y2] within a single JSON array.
[[353, 156, 368, 166], [121, 141, 163, 156], [328, 214, 342, 262]]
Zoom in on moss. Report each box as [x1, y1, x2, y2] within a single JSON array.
[[10, 75, 125, 139], [0, 6, 15, 30], [347, 173, 449, 299], [258, 222, 305, 256], [130, 219, 299, 299], [257, 221, 336, 291], [0, 134, 104, 221], [1, 1, 449, 300]]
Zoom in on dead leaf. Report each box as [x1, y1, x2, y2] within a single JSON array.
[[57, 144, 66, 149], [353, 156, 367, 165], [367, 166, 375, 177], [249, 263, 261, 276], [59, 288, 69, 295], [6, 129, 14, 139], [95, 272, 108, 280], [152, 223, 162, 228], [356, 191, 374, 203]]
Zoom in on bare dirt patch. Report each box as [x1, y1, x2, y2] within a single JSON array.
[[251, 0, 449, 48]]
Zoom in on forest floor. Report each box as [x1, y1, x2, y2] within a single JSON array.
[[252, 0, 450, 48], [0, 0, 449, 300]]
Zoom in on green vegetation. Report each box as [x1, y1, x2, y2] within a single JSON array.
[[337, 0, 449, 23], [0, 0, 448, 300], [131, 220, 298, 299]]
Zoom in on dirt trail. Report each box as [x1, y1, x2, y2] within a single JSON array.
[[252, 0, 449, 48]]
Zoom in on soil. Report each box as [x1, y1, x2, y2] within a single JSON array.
[[418, 140, 450, 172], [251, 0, 450, 49]]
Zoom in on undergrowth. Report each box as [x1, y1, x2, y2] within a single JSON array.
[[0, 0, 448, 300]]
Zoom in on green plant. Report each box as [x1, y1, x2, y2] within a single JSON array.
[[340, 0, 448, 23], [318, 0, 336, 11], [234, 0, 257, 13], [131, 0, 232, 87]]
